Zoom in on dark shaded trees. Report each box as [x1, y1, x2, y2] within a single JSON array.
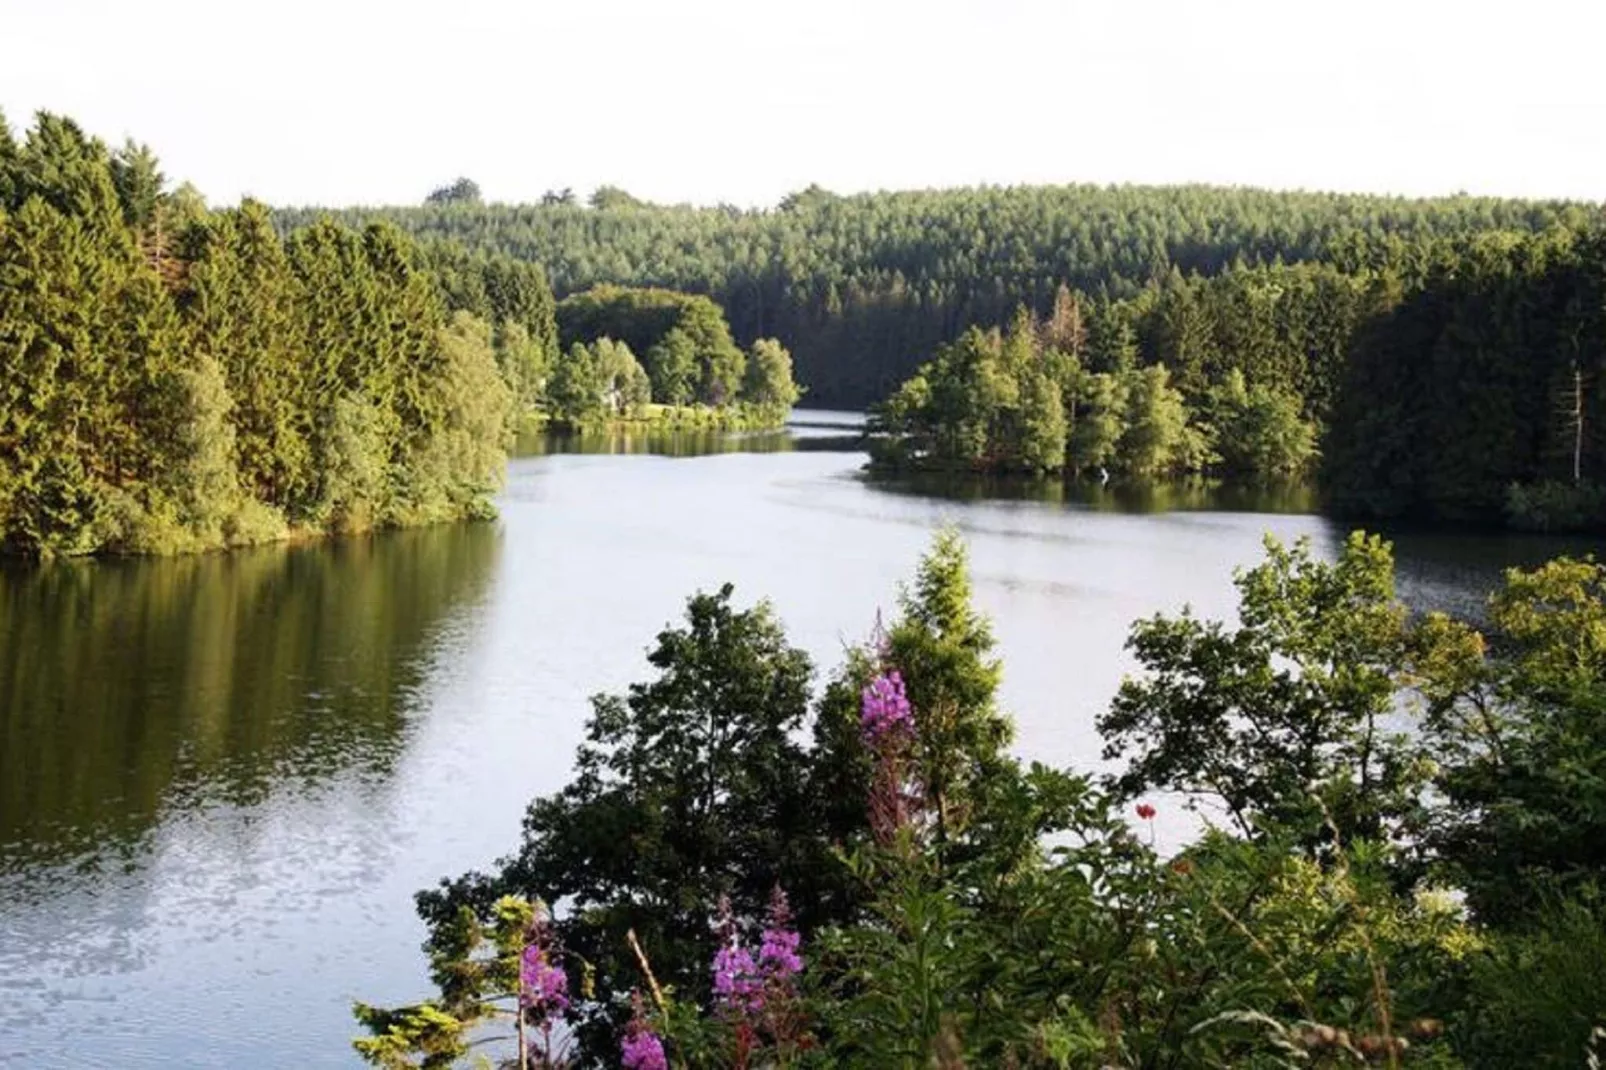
[[276, 184, 1591, 409], [424, 177, 481, 206]]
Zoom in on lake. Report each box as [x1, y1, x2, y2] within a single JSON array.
[[0, 413, 1593, 1067]]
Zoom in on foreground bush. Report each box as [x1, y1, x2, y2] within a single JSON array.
[[357, 532, 1606, 1068]]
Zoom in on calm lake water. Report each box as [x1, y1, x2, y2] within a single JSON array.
[[0, 413, 1595, 1067]]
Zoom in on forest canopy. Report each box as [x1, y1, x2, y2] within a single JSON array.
[[274, 185, 1596, 409], [278, 181, 1606, 529], [555, 285, 799, 417]]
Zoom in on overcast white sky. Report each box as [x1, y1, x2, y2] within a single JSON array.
[[4, 0, 1603, 208]]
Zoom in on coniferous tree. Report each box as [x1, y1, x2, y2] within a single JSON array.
[[0, 112, 512, 557]]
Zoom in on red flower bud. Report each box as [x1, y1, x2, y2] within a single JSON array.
[[1136, 803, 1157, 821]]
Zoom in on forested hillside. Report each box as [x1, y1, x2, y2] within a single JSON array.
[[0, 113, 515, 557], [275, 186, 1595, 407]]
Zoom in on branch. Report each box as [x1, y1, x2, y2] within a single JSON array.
[[627, 928, 668, 1014]]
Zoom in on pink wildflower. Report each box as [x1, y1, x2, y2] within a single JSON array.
[[519, 941, 569, 1018], [861, 671, 913, 743]]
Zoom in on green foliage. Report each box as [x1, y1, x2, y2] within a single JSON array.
[[1117, 363, 1201, 476], [1325, 228, 1606, 526], [891, 529, 1013, 851], [405, 312, 514, 523], [1502, 480, 1606, 532], [1454, 897, 1606, 1068], [1096, 534, 1606, 1061], [592, 337, 651, 416], [816, 819, 1469, 1069], [742, 337, 802, 414], [1420, 556, 1606, 923], [1100, 532, 1431, 844], [548, 341, 607, 426], [424, 178, 481, 206], [645, 327, 698, 406], [417, 240, 559, 413], [589, 185, 644, 211], [1070, 371, 1128, 473], [873, 320, 1213, 478], [354, 895, 536, 1068], [277, 164, 1606, 520], [415, 585, 821, 1055], [362, 531, 1606, 1070], [557, 284, 747, 407], [1017, 367, 1068, 472], [109, 139, 164, 228], [0, 112, 510, 557], [352, 1002, 468, 1069], [275, 184, 1590, 410], [1209, 368, 1319, 477]]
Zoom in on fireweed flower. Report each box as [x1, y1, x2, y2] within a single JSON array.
[[519, 940, 570, 1018], [712, 895, 764, 1014], [620, 992, 668, 1070], [712, 941, 763, 1013], [620, 997, 668, 1070], [620, 1029, 667, 1070], [758, 886, 803, 980], [862, 668, 918, 842], [860, 670, 913, 742], [711, 889, 805, 1019]]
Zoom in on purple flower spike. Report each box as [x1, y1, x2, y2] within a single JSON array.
[[713, 942, 763, 1013], [759, 927, 802, 977], [861, 670, 914, 743], [759, 885, 803, 978], [519, 942, 570, 1017]]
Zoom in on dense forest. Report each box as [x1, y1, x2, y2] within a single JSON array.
[[357, 532, 1606, 1068], [274, 186, 1595, 410], [279, 183, 1606, 529], [0, 113, 798, 557], [0, 111, 520, 557], [870, 228, 1606, 530]]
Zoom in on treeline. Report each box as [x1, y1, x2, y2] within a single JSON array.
[[872, 228, 1606, 530], [416, 239, 561, 414], [1327, 227, 1606, 527], [273, 184, 1594, 408], [421, 253, 797, 430], [0, 111, 517, 557]]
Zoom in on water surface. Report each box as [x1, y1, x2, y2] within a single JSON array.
[[0, 414, 1593, 1066]]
